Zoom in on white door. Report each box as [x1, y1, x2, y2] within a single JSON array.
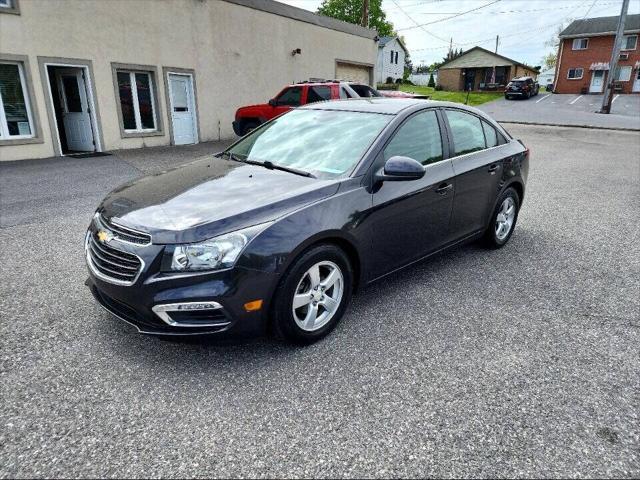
[[168, 74, 197, 145], [633, 69, 640, 92], [589, 70, 605, 93], [56, 68, 94, 152]]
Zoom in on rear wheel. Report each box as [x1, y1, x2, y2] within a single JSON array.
[[483, 187, 520, 248], [272, 245, 353, 344]]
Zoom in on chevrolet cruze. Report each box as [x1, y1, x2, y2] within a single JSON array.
[[86, 99, 529, 343]]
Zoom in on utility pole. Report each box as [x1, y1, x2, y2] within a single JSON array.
[[361, 0, 369, 28], [491, 35, 499, 84], [600, 0, 629, 114]]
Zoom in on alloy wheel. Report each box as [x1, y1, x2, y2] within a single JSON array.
[[495, 197, 516, 241], [292, 261, 344, 332]]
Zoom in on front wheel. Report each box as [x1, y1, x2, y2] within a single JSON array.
[[272, 245, 353, 344], [483, 188, 520, 248], [240, 120, 260, 136]]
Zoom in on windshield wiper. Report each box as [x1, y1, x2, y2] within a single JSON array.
[[261, 160, 316, 178], [217, 152, 316, 178]]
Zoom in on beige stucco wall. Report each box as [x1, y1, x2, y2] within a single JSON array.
[[0, 0, 377, 161]]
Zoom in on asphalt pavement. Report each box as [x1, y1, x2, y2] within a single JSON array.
[[479, 94, 640, 130], [1, 126, 639, 478]]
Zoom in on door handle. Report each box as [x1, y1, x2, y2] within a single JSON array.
[[435, 183, 453, 195], [488, 164, 499, 174]]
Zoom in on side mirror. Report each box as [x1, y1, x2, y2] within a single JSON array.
[[268, 99, 278, 107], [376, 156, 425, 182]]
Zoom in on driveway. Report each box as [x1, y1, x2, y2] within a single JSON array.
[[479, 94, 640, 130], [1, 127, 639, 478]]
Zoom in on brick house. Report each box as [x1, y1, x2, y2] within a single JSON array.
[[554, 14, 640, 94], [437, 46, 539, 92]]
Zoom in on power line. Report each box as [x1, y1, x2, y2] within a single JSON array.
[[390, 0, 451, 43], [396, 0, 502, 31]]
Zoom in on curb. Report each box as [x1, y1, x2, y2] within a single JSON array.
[[497, 120, 640, 132]]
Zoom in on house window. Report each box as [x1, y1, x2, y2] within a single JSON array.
[[390, 50, 394, 63], [0, 62, 34, 139], [395, 51, 399, 64], [567, 68, 584, 80], [622, 35, 637, 51], [572, 38, 589, 50], [615, 65, 632, 82], [116, 71, 157, 132]]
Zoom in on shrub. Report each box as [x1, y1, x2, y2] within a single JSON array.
[[427, 73, 435, 88], [376, 83, 399, 90], [386, 76, 394, 84], [434, 85, 444, 91], [395, 78, 403, 84]]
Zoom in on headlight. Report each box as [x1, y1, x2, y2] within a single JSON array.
[[168, 222, 271, 272]]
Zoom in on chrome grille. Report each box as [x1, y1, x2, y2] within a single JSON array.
[[87, 233, 143, 285], [99, 214, 151, 245]]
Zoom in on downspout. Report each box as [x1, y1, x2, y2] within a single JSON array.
[[554, 38, 564, 93]]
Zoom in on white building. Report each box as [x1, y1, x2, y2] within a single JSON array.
[[537, 67, 555, 90], [0, 0, 377, 161], [376, 37, 408, 83]]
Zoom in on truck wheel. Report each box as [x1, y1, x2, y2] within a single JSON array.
[[241, 120, 260, 136]]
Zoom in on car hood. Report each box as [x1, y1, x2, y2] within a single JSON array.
[[99, 156, 340, 244]]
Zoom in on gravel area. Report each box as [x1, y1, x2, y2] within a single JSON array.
[[1, 127, 638, 478]]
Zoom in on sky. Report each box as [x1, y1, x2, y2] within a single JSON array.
[[277, 0, 640, 69]]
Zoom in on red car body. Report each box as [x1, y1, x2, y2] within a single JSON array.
[[232, 81, 428, 136]]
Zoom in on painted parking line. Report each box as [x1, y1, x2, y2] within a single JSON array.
[[569, 95, 583, 105], [612, 94, 620, 103], [536, 94, 550, 103]]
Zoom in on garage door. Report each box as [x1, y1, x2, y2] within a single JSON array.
[[336, 62, 372, 85]]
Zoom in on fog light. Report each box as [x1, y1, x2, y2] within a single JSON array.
[[244, 299, 263, 312]]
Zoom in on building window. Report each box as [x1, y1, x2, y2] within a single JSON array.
[[395, 51, 399, 64], [116, 71, 157, 132], [615, 65, 632, 82], [0, 0, 19, 14], [572, 38, 589, 50], [0, 62, 34, 139], [567, 68, 584, 80], [390, 50, 394, 64], [622, 35, 637, 51]]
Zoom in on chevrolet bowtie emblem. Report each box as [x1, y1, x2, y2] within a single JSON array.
[[97, 230, 113, 243]]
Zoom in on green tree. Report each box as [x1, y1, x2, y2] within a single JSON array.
[[427, 72, 435, 87], [541, 52, 556, 70], [317, 0, 395, 36]]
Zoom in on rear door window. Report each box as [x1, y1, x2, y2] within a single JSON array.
[[276, 87, 302, 106], [307, 86, 332, 103], [350, 84, 381, 98], [384, 110, 443, 165], [482, 120, 498, 147], [446, 110, 486, 156]]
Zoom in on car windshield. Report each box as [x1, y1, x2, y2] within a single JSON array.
[[350, 84, 382, 97], [226, 109, 391, 179]]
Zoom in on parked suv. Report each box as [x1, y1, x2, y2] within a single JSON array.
[[505, 77, 539, 100], [232, 81, 380, 136]]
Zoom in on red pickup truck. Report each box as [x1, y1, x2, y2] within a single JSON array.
[[232, 81, 427, 136]]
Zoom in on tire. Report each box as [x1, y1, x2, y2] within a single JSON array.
[[483, 187, 520, 249], [272, 244, 353, 344], [240, 120, 260, 136], [505, 95, 510, 100]]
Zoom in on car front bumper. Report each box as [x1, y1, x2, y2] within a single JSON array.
[[85, 227, 279, 336], [232, 120, 242, 136]]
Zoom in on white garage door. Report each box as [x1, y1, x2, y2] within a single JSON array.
[[336, 62, 372, 85]]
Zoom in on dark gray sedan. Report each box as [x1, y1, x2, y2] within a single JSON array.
[[87, 99, 529, 343]]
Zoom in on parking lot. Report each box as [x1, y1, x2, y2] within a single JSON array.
[[479, 94, 640, 130], [1, 124, 639, 477]]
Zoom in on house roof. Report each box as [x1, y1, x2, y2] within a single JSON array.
[[438, 46, 539, 72], [378, 36, 409, 54], [222, 0, 378, 39], [559, 13, 640, 38]]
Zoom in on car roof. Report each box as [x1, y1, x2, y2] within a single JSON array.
[[299, 98, 479, 115], [287, 81, 368, 87]]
